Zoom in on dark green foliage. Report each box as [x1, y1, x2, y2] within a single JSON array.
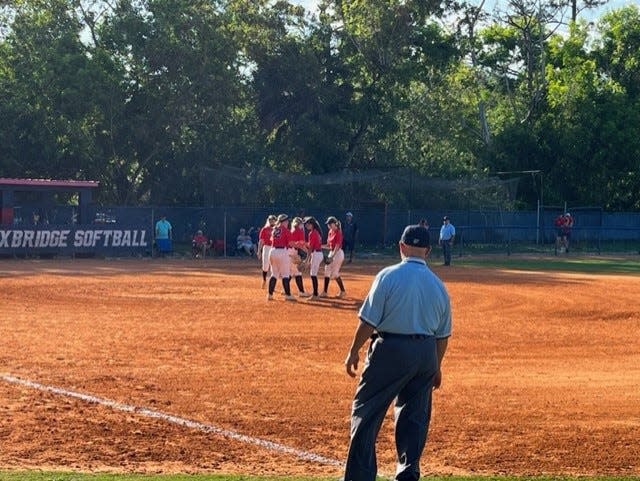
[[0, 1, 639, 210]]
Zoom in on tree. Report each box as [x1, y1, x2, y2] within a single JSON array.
[[91, 0, 248, 204], [0, 0, 100, 180], [541, 18, 640, 209]]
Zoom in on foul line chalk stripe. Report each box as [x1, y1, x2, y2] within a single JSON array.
[[1, 373, 343, 467]]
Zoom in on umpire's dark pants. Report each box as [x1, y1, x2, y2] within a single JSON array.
[[442, 241, 452, 265], [344, 334, 438, 481]]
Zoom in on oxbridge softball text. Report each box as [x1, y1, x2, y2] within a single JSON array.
[[0, 229, 149, 249]]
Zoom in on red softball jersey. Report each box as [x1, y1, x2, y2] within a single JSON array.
[[290, 227, 305, 248], [308, 230, 322, 251], [327, 229, 343, 249], [271, 225, 292, 248], [259, 226, 273, 246]]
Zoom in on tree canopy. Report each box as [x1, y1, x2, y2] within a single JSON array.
[[0, 0, 638, 210]]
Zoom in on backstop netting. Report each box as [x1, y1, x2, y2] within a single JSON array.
[[201, 165, 521, 212]]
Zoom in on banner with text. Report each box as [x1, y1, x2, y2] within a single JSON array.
[[0, 226, 150, 255]]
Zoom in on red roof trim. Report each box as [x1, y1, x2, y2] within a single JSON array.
[[0, 178, 99, 188]]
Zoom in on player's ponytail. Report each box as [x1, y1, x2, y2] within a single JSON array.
[[305, 217, 323, 236], [313, 218, 323, 236]]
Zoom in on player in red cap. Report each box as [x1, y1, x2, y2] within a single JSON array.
[[321, 216, 347, 298], [267, 214, 295, 301]]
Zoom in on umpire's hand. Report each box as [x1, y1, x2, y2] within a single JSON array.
[[345, 350, 360, 377]]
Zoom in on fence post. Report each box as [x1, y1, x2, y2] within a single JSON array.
[[536, 199, 540, 245], [223, 210, 227, 257], [151, 208, 155, 258], [383, 203, 388, 247]]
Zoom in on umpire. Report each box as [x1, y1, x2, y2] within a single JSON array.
[[343, 224, 452, 481]]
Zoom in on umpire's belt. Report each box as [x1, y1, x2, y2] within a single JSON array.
[[375, 332, 432, 340]]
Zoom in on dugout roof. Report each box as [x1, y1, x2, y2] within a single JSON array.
[[1, 177, 99, 225], [0, 178, 99, 189]]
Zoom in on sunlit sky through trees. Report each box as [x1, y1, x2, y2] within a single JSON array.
[[292, 0, 635, 22]]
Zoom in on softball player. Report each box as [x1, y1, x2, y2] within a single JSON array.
[[267, 214, 295, 301], [257, 214, 277, 288], [321, 216, 346, 298], [289, 217, 310, 297], [303, 216, 324, 299]]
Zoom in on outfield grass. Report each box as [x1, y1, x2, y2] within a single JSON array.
[[1, 474, 639, 481], [456, 255, 640, 274]]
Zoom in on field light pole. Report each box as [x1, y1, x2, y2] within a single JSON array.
[[537, 172, 543, 244]]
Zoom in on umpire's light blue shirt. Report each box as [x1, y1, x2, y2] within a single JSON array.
[[358, 257, 452, 338], [439, 223, 455, 241]]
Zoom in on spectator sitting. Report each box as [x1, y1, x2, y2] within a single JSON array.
[[236, 228, 255, 256], [192, 230, 211, 258]]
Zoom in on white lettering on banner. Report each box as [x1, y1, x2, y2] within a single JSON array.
[[0, 230, 10, 247], [36, 231, 49, 247], [112, 230, 122, 247], [93, 230, 103, 247], [82, 231, 93, 247], [23, 230, 35, 247], [133, 230, 146, 246], [11, 230, 24, 247], [59, 230, 70, 246], [0, 229, 149, 250]]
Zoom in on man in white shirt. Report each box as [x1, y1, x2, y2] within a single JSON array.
[[439, 216, 455, 266]]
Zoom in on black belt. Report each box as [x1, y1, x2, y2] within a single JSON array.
[[273, 246, 286, 249], [375, 332, 431, 340], [313, 249, 322, 252]]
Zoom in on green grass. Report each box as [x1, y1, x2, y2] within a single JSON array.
[[456, 255, 640, 274], [362, 245, 640, 274], [1, 474, 639, 481]]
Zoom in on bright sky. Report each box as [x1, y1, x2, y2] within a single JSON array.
[[291, 0, 636, 21], [293, 0, 319, 11]]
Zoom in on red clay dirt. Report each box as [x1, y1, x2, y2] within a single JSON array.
[[1, 257, 639, 477]]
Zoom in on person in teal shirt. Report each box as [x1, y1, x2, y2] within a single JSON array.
[[155, 214, 172, 256]]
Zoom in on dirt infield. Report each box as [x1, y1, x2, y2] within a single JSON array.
[[1, 257, 639, 476]]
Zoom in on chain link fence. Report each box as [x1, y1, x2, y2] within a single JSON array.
[[3, 204, 639, 258]]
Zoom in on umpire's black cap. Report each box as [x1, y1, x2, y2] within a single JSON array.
[[400, 224, 430, 248]]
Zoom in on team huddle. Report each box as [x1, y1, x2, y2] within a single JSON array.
[[257, 214, 347, 301]]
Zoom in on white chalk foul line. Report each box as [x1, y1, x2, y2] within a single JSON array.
[[1, 373, 343, 467]]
